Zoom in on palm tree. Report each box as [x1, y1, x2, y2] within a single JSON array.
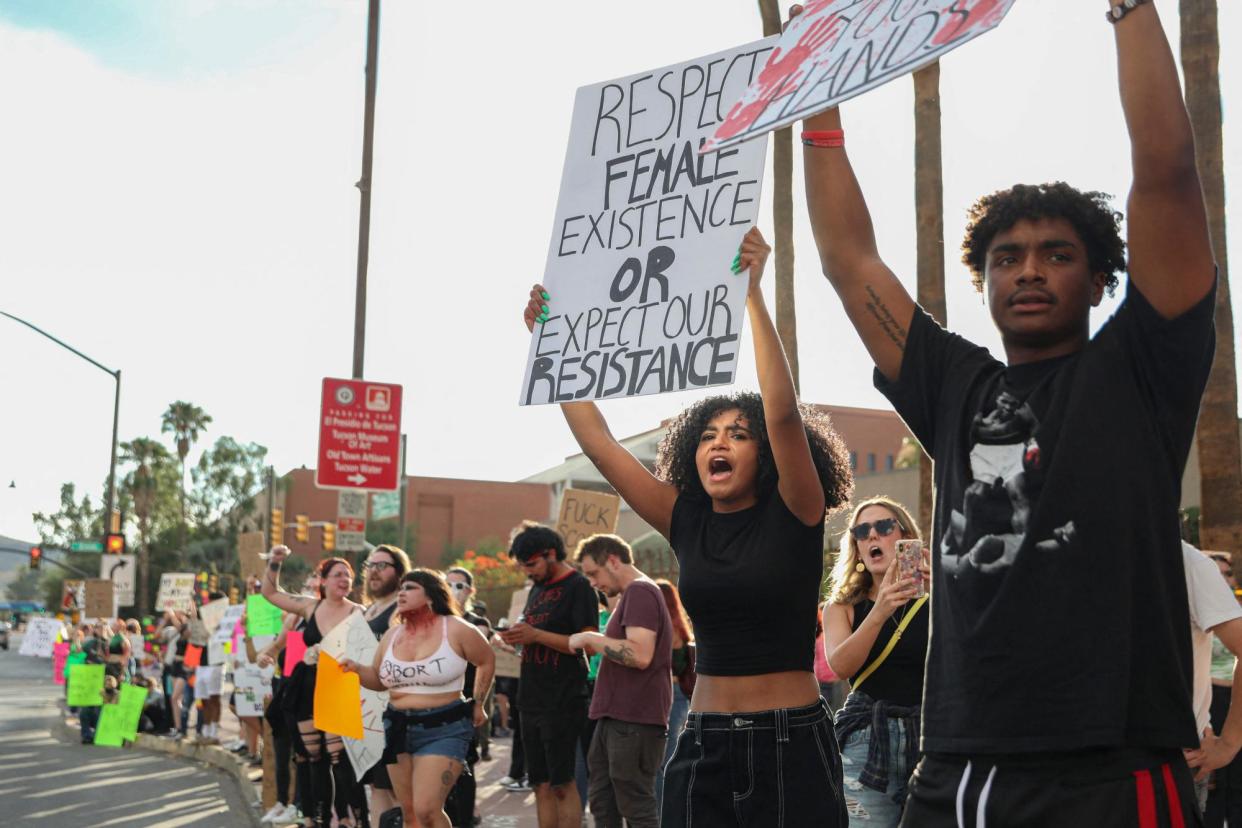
[[913, 63, 946, 538], [758, 0, 800, 393], [121, 437, 171, 616], [161, 401, 212, 550], [1180, 0, 1242, 555]]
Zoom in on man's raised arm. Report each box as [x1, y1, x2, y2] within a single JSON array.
[[803, 104, 915, 383], [1112, 0, 1215, 316]]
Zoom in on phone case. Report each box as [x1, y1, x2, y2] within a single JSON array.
[[896, 539, 925, 599]]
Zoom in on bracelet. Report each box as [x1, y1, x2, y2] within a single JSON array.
[[1106, 0, 1148, 24], [801, 129, 844, 148]]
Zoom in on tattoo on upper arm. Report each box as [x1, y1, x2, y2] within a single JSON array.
[[864, 285, 907, 352], [603, 642, 637, 667]]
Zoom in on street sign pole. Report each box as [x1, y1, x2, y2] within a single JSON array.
[[398, 433, 407, 549]]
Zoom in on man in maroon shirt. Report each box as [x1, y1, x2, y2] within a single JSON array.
[[569, 534, 673, 828]]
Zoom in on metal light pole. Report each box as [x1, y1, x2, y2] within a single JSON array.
[[1, 311, 122, 524], [352, 0, 381, 380]]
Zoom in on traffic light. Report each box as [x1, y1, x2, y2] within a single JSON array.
[[296, 514, 309, 543], [322, 522, 336, 553], [28, 546, 41, 570], [104, 533, 125, 554], [271, 508, 284, 544]]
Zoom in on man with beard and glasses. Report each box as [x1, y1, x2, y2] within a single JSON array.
[[361, 544, 411, 824], [499, 522, 598, 828]]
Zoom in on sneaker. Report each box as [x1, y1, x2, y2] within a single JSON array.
[[504, 779, 532, 792], [260, 804, 285, 823], [498, 776, 517, 786], [272, 805, 302, 825]]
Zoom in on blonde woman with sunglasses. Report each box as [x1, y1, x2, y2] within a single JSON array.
[[824, 497, 928, 826]]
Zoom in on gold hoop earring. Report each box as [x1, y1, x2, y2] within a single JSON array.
[[855, 561, 865, 573]]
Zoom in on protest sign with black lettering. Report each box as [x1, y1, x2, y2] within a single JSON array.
[[519, 38, 776, 406], [19, 617, 63, 657], [321, 612, 388, 777], [703, 0, 1018, 152], [556, 488, 622, 551], [84, 579, 115, 620], [156, 573, 196, 613]]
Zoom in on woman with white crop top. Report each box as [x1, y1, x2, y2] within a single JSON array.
[[340, 569, 495, 828]]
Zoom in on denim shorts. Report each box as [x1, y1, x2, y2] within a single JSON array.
[[383, 701, 473, 762], [660, 698, 847, 828]]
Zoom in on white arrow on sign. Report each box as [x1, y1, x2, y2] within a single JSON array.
[[347, 473, 367, 485]]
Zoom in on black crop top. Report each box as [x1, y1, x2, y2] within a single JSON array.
[[849, 598, 929, 707], [304, 601, 324, 647], [670, 490, 824, 676]]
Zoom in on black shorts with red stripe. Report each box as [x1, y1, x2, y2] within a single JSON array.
[[899, 748, 1202, 828]]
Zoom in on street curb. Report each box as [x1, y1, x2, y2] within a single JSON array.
[[56, 707, 264, 827]]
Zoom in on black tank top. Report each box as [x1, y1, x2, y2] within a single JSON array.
[[849, 598, 929, 707], [303, 602, 325, 647], [670, 490, 825, 676]]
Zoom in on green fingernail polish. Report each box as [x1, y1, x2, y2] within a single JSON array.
[[541, 291, 550, 300], [541, 304, 549, 314]]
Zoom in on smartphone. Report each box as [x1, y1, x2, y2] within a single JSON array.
[[896, 540, 925, 599]]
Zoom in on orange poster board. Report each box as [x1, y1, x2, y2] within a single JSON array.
[[184, 644, 203, 669], [314, 652, 363, 740]]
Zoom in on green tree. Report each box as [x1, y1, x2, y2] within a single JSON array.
[[6, 566, 44, 601], [32, 482, 111, 610], [161, 401, 213, 550], [190, 437, 268, 572]]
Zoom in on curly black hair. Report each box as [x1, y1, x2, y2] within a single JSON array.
[[961, 182, 1126, 296], [509, 521, 566, 562], [654, 391, 853, 512]]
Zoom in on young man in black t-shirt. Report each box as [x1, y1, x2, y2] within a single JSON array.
[[499, 522, 598, 828], [798, 1, 1216, 824]]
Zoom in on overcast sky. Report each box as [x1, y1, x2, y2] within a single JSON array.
[[1, 0, 1238, 545]]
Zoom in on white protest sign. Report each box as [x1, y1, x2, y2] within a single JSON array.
[[100, 554, 137, 606], [321, 611, 388, 777], [156, 573, 197, 613], [235, 687, 265, 717], [200, 598, 230, 635], [703, 0, 1018, 152], [19, 617, 63, 657], [212, 605, 246, 643], [519, 39, 775, 406]]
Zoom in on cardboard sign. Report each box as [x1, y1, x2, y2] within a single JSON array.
[[314, 652, 363, 739], [156, 573, 196, 613], [704, 0, 1019, 152], [84, 579, 115, 621], [519, 39, 774, 406], [20, 617, 63, 658], [67, 664, 105, 706], [493, 643, 522, 679], [199, 597, 230, 635], [556, 488, 622, 552], [238, 531, 267, 583], [99, 554, 136, 606]]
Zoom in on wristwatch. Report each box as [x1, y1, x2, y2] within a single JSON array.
[[1107, 0, 1149, 24]]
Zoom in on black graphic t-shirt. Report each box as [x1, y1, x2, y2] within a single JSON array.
[[877, 280, 1215, 753], [516, 567, 599, 713]]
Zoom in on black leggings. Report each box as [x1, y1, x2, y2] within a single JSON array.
[[296, 723, 357, 824]]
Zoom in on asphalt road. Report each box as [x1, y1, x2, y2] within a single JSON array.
[[0, 639, 252, 828]]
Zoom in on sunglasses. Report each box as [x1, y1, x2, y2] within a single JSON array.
[[850, 518, 899, 541]]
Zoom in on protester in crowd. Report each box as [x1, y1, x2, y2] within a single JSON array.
[[568, 534, 672, 828], [447, 566, 496, 827], [497, 523, 599, 828], [1181, 542, 1242, 816], [258, 600, 314, 825], [813, 608, 847, 713], [360, 544, 410, 823], [824, 497, 927, 825], [494, 616, 529, 793], [654, 579, 693, 809], [264, 548, 365, 828], [797, 0, 1215, 819], [158, 611, 190, 739], [77, 621, 111, 742], [340, 568, 495, 828], [524, 225, 853, 827], [1205, 551, 1242, 827], [192, 593, 227, 746]]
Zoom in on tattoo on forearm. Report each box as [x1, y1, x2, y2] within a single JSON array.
[[864, 285, 907, 352], [603, 642, 637, 667]]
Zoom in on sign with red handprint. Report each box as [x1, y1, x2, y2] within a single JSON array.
[[703, 0, 1018, 152]]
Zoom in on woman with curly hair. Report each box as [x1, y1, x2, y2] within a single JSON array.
[[340, 569, 495, 828], [523, 225, 854, 827], [824, 496, 928, 825]]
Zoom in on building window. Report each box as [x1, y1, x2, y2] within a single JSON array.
[[849, 451, 857, 470], [886, 454, 894, 471], [867, 453, 876, 472]]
